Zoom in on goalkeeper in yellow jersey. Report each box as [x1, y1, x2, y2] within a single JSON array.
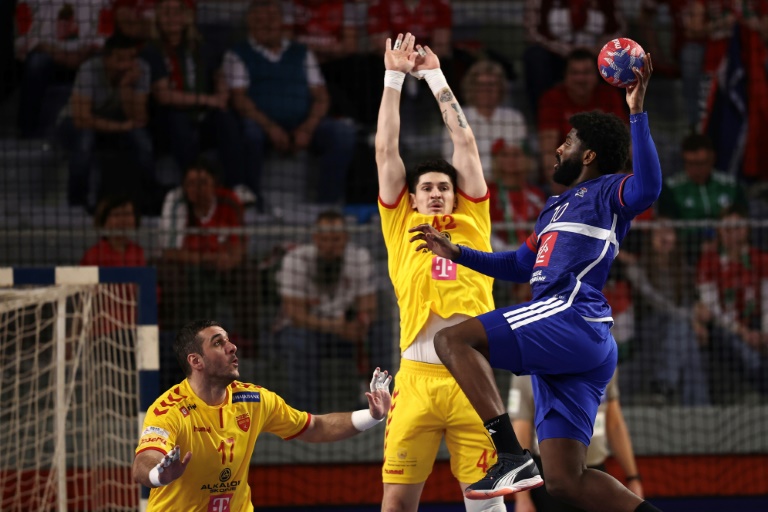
[[375, 33, 506, 512], [132, 319, 391, 512]]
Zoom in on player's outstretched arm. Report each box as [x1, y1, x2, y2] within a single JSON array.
[[375, 33, 416, 205], [411, 45, 486, 199], [133, 445, 192, 488], [298, 368, 392, 443]]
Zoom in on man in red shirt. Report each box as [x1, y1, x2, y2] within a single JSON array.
[[367, 0, 452, 58], [81, 195, 146, 267], [537, 49, 627, 194]]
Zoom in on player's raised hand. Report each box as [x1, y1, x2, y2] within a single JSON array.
[[366, 367, 392, 420], [151, 445, 192, 486], [384, 32, 417, 74], [411, 44, 440, 75], [626, 52, 653, 115], [409, 223, 461, 260]]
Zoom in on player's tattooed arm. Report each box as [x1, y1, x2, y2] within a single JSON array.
[[438, 88, 453, 103], [451, 103, 467, 128]]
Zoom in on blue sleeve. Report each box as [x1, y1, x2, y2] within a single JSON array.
[[620, 112, 662, 212], [454, 243, 536, 283]]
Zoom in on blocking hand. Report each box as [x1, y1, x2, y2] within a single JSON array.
[[384, 32, 417, 74], [366, 367, 392, 420], [408, 223, 461, 260], [152, 445, 192, 486]]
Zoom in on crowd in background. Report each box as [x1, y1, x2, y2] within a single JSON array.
[[4, 0, 768, 408]]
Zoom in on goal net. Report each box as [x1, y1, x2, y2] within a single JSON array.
[[0, 271, 156, 512]]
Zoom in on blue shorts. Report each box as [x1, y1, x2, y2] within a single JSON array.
[[478, 298, 617, 446]]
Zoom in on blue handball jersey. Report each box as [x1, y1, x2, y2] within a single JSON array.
[[527, 173, 641, 320]]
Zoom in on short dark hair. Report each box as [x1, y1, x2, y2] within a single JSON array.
[[316, 210, 345, 225], [681, 133, 714, 153], [406, 159, 458, 194], [174, 319, 220, 376], [184, 156, 219, 180], [566, 48, 597, 66], [104, 32, 140, 55], [93, 194, 140, 228], [569, 111, 630, 174]]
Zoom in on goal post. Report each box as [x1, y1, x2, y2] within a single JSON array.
[[0, 266, 158, 512]]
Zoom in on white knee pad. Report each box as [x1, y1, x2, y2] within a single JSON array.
[[463, 496, 506, 512]]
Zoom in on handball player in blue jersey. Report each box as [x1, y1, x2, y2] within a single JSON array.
[[409, 56, 663, 512]]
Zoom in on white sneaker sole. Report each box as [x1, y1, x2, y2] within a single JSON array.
[[464, 475, 544, 500]]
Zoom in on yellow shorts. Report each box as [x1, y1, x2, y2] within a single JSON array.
[[382, 359, 497, 484]]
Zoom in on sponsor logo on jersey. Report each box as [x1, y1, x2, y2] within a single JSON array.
[[431, 256, 457, 280], [141, 426, 170, 438], [201, 481, 240, 493], [207, 493, 232, 512], [384, 468, 404, 475], [194, 426, 211, 433], [232, 391, 260, 403], [534, 233, 558, 267], [530, 270, 546, 284], [236, 413, 251, 432], [180, 406, 189, 417], [139, 436, 167, 446], [219, 468, 231, 482]]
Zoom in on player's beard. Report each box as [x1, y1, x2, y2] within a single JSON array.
[[553, 154, 583, 187]]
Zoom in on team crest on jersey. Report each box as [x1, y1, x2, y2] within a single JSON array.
[[575, 187, 588, 198], [236, 413, 251, 432], [180, 406, 189, 417]]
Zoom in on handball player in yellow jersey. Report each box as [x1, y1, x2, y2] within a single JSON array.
[[375, 33, 504, 512], [132, 319, 391, 511]]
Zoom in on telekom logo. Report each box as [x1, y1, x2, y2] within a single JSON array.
[[208, 494, 232, 512], [432, 256, 457, 280]]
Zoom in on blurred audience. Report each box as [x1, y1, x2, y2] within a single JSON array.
[[367, 0, 452, 58], [537, 49, 627, 194], [441, 60, 527, 180], [223, 0, 356, 207], [275, 210, 381, 411], [697, 209, 768, 403], [60, 32, 157, 213], [80, 194, 146, 266], [621, 220, 711, 406], [142, 0, 243, 184], [112, 0, 157, 42], [523, 0, 625, 114], [14, 0, 112, 138]]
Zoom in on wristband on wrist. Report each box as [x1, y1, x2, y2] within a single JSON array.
[[384, 70, 406, 92], [410, 68, 449, 96], [351, 409, 383, 431], [148, 467, 165, 487], [626, 474, 641, 482]]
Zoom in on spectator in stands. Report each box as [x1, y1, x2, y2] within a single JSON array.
[[523, 0, 625, 114], [142, 0, 244, 184], [80, 194, 146, 267], [113, 0, 157, 41], [620, 219, 711, 406], [639, 0, 707, 131], [62, 32, 157, 213], [276, 210, 379, 412], [223, 0, 356, 207], [697, 209, 768, 403], [441, 60, 527, 181], [158, 158, 247, 337], [658, 133, 749, 261], [367, 0, 452, 58], [537, 49, 627, 194], [14, 0, 111, 138], [509, 370, 644, 512]]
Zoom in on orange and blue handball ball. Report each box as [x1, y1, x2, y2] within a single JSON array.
[[597, 38, 646, 88]]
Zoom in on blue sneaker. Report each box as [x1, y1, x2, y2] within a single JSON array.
[[464, 450, 544, 500]]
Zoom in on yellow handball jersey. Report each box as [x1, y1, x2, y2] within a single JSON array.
[[136, 379, 310, 512], [379, 186, 495, 353]]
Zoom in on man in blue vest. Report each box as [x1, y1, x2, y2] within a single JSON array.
[[223, 0, 356, 207]]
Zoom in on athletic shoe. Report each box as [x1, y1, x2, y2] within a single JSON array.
[[464, 450, 544, 500]]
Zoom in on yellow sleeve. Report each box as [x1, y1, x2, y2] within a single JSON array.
[[455, 188, 492, 243], [261, 389, 312, 440], [136, 398, 182, 457]]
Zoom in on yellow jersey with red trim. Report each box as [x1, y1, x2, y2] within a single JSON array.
[[136, 379, 310, 512], [378, 187, 494, 352]]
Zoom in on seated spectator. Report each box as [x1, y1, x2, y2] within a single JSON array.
[[697, 209, 768, 404], [80, 194, 146, 267], [158, 159, 252, 346], [14, 0, 111, 138], [275, 210, 380, 412], [537, 49, 627, 194], [223, 0, 356, 207], [367, 0, 452, 59], [621, 219, 710, 406], [142, 0, 244, 185], [60, 32, 157, 213], [441, 60, 527, 180], [509, 370, 644, 512], [523, 0, 625, 115], [112, 0, 157, 42], [658, 133, 749, 261]]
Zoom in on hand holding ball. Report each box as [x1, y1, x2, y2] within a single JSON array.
[[597, 38, 646, 88]]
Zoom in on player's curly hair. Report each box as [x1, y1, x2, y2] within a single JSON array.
[[569, 111, 630, 174], [406, 159, 458, 194], [174, 319, 221, 376]]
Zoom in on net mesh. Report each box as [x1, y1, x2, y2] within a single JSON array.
[[0, 284, 139, 512]]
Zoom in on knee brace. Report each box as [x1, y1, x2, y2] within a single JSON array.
[[463, 495, 506, 512]]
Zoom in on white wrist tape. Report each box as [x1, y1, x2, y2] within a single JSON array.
[[384, 70, 406, 92], [410, 68, 449, 95], [148, 467, 165, 487], [351, 409, 383, 431]]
